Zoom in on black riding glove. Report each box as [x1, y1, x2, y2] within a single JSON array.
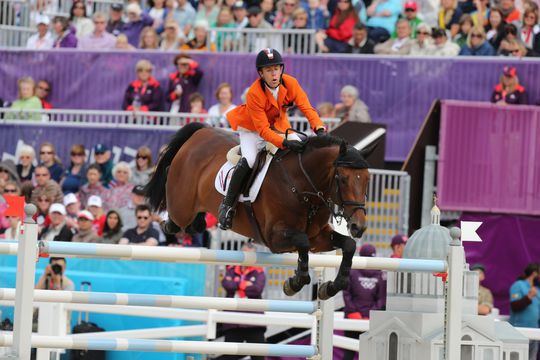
[[283, 139, 305, 153], [315, 128, 326, 136]]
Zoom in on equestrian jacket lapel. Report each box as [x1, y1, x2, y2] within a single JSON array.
[[264, 86, 279, 110]]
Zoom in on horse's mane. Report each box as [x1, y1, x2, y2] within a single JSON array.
[[305, 134, 346, 151]]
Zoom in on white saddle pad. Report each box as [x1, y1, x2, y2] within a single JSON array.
[[215, 152, 274, 202]]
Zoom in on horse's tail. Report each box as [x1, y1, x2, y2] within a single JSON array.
[[145, 122, 208, 212]]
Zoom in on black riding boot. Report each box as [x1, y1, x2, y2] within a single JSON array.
[[218, 157, 252, 230]]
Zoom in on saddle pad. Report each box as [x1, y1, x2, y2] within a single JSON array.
[[215, 152, 274, 203]]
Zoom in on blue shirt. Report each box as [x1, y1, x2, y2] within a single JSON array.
[[509, 279, 540, 328], [365, 0, 402, 34]]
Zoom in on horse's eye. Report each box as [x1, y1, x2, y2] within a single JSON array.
[[340, 176, 348, 185]]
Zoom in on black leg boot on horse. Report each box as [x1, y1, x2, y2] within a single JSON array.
[[218, 157, 252, 230]]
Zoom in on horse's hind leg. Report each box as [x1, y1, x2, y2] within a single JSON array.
[[282, 230, 311, 296], [185, 212, 207, 234], [161, 219, 181, 235], [318, 231, 356, 300]]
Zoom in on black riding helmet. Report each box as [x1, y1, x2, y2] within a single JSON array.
[[255, 48, 284, 71]]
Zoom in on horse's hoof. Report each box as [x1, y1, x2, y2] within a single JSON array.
[[161, 220, 181, 235], [283, 279, 298, 296], [318, 281, 334, 300]]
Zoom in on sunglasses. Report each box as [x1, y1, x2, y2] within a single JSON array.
[[136, 155, 148, 159], [137, 69, 152, 73], [78, 217, 91, 221], [417, 31, 430, 35], [295, 16, 307, 20], [20, 155, 31, 159], [179, 62, 191, 66], [95, 151, 106, 155], [4, 188, 17, 193], [0, 168, 8, 173], [137, 216, 149, 220], [40, 151, 53, 155], [404, 8, 415, 11], [35, 173, 49, 177], [510, 49, 520, 53], [38, 198, 51, 202], [37, 86, 50, 92], [248, 13, 260, 17], [471, 33, 483, 38], [71, 152, 85, 156]]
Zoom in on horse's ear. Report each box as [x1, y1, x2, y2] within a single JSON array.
[[358, 139, 380, 159]]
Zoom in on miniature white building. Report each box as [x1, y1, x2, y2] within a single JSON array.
[[359, 206, 529, 360]]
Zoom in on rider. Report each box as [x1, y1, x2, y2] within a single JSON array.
[[218, 48, 326, 230]]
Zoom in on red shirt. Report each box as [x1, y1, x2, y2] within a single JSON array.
[[326, 11, 357, 42], [92, 214, 106, 236]]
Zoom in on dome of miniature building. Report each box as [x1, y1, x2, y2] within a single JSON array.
[[402, 202, 451, 260]]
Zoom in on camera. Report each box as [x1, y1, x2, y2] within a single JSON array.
[[51, 263, 63, 275]]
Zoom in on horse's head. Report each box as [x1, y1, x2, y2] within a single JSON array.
[[333, 144, 370, 239]]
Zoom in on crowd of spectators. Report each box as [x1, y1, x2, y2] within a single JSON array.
[[18, 0, 540, 56]]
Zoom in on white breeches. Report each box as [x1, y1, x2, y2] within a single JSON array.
[[238, 129, 301, 168]]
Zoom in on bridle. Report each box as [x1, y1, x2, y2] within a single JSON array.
[[333, 168, 367, 224]]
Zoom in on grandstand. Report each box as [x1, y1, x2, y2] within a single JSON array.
[[1, 0, 540, 357]]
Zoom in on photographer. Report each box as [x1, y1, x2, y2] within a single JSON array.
[[35, 257, 75, 291]]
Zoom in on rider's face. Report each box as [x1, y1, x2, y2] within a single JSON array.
[[259, 65, 282, 89]]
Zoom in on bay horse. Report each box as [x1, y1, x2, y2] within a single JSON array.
[[145, 122, 370, 300]]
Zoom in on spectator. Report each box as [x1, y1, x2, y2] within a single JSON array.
[[72, 210, 100, 242], [0, 215, 21, 240], [70, 0, 95, 38], [241, 6, 275, 51], [409, 23, 435, 55], [122, 3, 154, 47], [16, 145, 36, 182], [498, 23, 519, 54], [306, 0, 328, 30], [99, 210, 124, 244], [315, 0, 359, 52], [26, 14, 54, 49], [503, 38, 528, 57], [221, 242, 266, 359], [366, 0, 402, 43], [342, 244, 386, 360], [78, 12, 117, 50], [509, 263, 540, 360], [261, 0, 277, 25], [106, 162, 135, 211], [52, 16, 78, 48], [61, 144, 87, 195], [520, 9, 540, 55], [317, 102, 336, 117], [7, 77, 42, 120], [35, 194, 52, 230], [347, 22, 375, 53], [31, 165, 63, 206], [139, 26, 160, 49], [119, 204, 159, 245], [208, 83, 236, 127], [39, 142, 64, 183], [395, 1, 422, 38], [35, 80, 53, 109], [459, 26, 496, 55], [286, 8, 310, 53], [470, 263, 494, 315], [374, 18, 413, 54], [232, 1, 249, 27], [107, 3, 125, 36], [438, 0, 462, 37], [195, 0, 220, 25], [213, 7, 236, 51], [115, 34, 136, 50], [274, 0, 300, 28], [471, 0, 489, 26], [78, 164, 107, 207], [390, 234, 407, 258], [0, 160, 19, 187], [180, 19, 217, 51], [130, 146, 154, 186], [160, 20, 185, 50], [118, 185, 147, 230], [122, 59, 164, 111], [485, 8, 506, 51], [63, 192, 80, 230], [491, 66, 528, 105], [335, 85, 372, 123], [145, 0, 169, 33], [187, 92, 207, 122], [87, 195, 106, 235], [431, 28, 461, 55], [167, 54, 204, 113], [500, 0, 521, 23], [173, 0, 197, 37], [453, 14, 473, 47], [40, 203, 73, 242], [35, 257, 74, 291]]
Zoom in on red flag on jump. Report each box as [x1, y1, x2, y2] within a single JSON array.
[[2, 195, 25, 220]]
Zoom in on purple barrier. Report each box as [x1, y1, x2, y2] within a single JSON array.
[[0, 123, 176, 166], [2, 50, 540, 160], [438, 100, 540, 215]]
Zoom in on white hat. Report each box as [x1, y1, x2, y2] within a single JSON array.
[[49, 203, 66, 216], [87, 195, 103, 208], [35, 14, 50, 25], [77, 210, 95, 221], [194, 19, 209, 31], [126, 3, 142, 16], [63, 193, 78, 207]]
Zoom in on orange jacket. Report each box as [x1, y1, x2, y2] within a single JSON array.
[[226, 74, 324, 148]]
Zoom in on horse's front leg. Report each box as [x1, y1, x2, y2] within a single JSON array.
[[280, 230, 311, 296], [316, 228, 356, 300]]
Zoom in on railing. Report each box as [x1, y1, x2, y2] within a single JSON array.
[[0, 108, 342, 131], [0, 25, 34, 47]]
